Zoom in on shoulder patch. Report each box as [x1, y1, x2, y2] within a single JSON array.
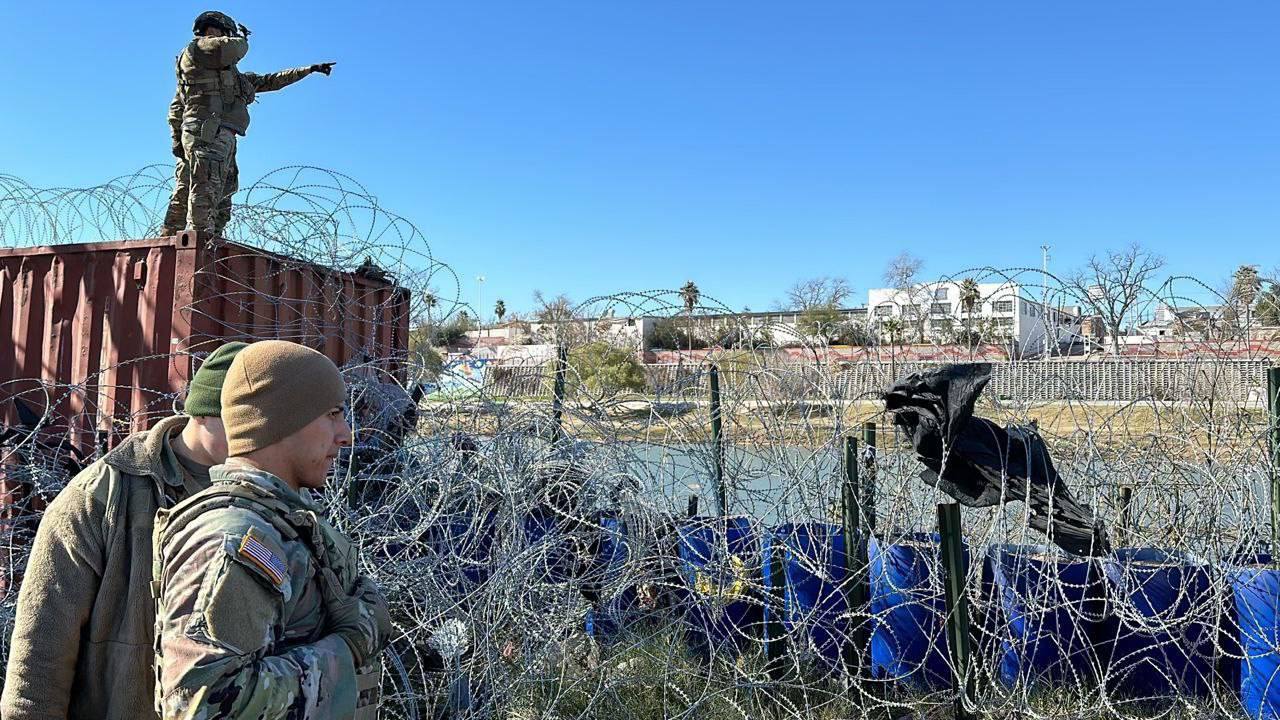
[[236, 527, 290, 591]]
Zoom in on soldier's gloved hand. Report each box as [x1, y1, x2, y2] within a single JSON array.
[[238, 23, 252, 37], [171, 141, 184, 159], [319, 569, 391, 667], [310, 62, 336, 76]]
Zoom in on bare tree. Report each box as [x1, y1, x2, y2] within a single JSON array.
[[1064, 243, 1165, 354], [883, 252, 927, 342], [883, 252, 923, 290], [783, 276, 854, 310], [532, 291, 583, 346]]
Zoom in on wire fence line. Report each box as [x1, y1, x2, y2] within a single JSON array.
[[484, 358, 1273, 406], [1, 168, 1279, 719]]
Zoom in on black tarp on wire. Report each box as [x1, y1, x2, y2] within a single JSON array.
[[884, 362, 1111, 557]]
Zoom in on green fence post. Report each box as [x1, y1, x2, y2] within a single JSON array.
[[551, 345, 567, 442], [1119, 486, 1134, 546], [710, 364, 727, 516], [841, 436, 871, 687], [1270, 367, 1280, 556], [937, 502, 974, 720], [861, 421, 877, 534]]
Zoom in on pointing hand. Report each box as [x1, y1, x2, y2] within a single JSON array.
[[310, 62, 336, 76]]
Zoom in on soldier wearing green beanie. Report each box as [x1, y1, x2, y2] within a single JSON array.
[[2, 341, 247, 719], [154, 340, 391, 719]]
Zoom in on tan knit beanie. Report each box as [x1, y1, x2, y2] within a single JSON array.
[[221, 340, 348, 457]]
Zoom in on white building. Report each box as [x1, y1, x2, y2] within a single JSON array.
[[866, 282, 1082, 357]]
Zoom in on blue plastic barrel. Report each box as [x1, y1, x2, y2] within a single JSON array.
[[869, 533, 955, 689], [584, 516, 638, 638], [1230, 559, 1280, 719], [1097, 548, 1215, 698], [522, 511, 586, 584], [987, 545, 1107, 689], [762, 523, 850, 669], [421, 513, 496, 599], [676, 516, 763, 655]]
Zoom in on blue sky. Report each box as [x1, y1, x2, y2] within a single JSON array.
[[2, 2, 1277, 319]]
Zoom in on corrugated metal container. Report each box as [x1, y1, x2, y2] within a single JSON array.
[[0, 230, 411, 457]]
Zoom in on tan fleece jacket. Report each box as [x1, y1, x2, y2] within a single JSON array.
[[1, 416, 209, 720]]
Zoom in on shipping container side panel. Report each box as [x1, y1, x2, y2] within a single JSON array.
[[13, 257, 46, 387], [66, 252, 99, 445], [0, 263, 16, 425], [167, 240, 199, 398], [103, 251, 141, 437], [278, 267, 302, 346], [44, 256, 83, 438], [130, 245, 175, 433], [2, 235, 411, 453]]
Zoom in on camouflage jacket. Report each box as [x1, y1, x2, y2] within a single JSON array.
[[152, 460, 378, 719], [1, 415, 206, 720], [167, 35, 314, 143]]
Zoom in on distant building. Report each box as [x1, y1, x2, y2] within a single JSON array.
[[463, 307, 872, 352], [866, 282, 1082, 357], [1138, 303, 1228, 341]]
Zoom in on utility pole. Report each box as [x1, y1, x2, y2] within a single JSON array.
[[476, 275, 486, 337], [1040, 245, 1051, 358]]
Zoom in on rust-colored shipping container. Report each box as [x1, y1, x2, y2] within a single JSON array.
[[0, 230, 411, 458]]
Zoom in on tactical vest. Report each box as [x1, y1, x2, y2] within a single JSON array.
[[153, 479, 382, 719], [175, 44, 255, 138]]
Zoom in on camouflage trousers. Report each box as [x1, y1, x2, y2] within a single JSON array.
[[162, 125, 239, 236]]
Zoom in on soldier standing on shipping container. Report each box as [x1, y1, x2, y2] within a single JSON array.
[[153, 340, 392, 718], [1, 341, 247, 720], [160, 11, 335, 237]]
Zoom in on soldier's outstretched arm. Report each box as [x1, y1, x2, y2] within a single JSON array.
[[155, 524, 357, 719], [245, 62, 335, 94], [0, 472, 107, 720]]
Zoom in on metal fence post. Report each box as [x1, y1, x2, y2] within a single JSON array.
[[937, 502, 974, 720], [1119, 486, 1134, 546], [861, 421, 877, 534], [1270, 367, 1280, 556], [551, 345, 567, 442], [841, 436, 871, 686], [686, 494, 699, 518], [710, 364, 727, 516]]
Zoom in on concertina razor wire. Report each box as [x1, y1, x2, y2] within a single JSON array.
[[2, 167, 1280, 719]]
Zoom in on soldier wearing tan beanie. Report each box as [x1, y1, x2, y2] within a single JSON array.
[[153, 340, 392, 717], [220, 339, 350, 462]]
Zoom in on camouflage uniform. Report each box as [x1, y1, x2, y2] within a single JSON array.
[[161, 35, 317, 236], [152, 460, 384, 719]]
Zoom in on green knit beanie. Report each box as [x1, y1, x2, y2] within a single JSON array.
[[185, 342, 249, 417]]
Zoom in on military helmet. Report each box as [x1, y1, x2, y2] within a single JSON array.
[[192, 11, 237, 35]]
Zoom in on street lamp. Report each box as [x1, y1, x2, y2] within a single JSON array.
[[476, 275, 486, 337]]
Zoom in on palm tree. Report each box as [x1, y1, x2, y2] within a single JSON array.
[[494, 299, 506, 324], [680, 281, 700, 353], [960, 278, 981, 357], [1234, 265, 1262, 340], [423, 290, 439, 346]]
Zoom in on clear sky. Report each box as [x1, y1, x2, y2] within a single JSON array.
[[2, 2, 1277, 318]]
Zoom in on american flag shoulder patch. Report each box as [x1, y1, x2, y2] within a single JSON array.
[[238, 528, 289, 589]]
